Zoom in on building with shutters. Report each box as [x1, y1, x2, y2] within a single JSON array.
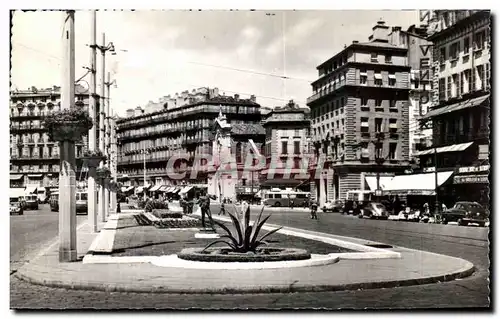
[[116, 87, 265, 195], [306, 21, 411, 206], [259, 100, 311, 191], [9, 85, 97, 190], [416, 10, 490, 208]]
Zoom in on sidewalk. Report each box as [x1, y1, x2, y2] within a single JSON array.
[[16, 211, 475, 294]]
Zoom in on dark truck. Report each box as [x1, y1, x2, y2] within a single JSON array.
[[441, 201, 489, 227]]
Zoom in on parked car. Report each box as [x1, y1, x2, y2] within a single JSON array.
[[440, 201, 489, 226], [49, 192, 59, 212], [24, 194, 39, 210], [76, 192, 88, 214], [358, 202, 389, 220], [10, 197, 24, 215], [322, 200, 344, 213]]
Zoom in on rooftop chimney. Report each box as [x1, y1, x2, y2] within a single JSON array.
[[234, 94, 240, 100], [352, 40, 359, 44], [370, 20, 389, 43], [250, 94, 256, 102]]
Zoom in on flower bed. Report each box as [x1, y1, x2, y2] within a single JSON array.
[[177, 247, 311, 262], [151, 209, 183, 219], [153, 216, 201, 229]]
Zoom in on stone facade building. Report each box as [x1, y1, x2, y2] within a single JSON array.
[[417, 10, 490, 207], [307, 21, 411, 205], [9, 85, 96, 189]]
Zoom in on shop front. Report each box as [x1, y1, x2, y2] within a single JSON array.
[[451, 165, 490, 208]]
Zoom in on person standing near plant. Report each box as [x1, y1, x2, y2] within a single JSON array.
[[219, 200, 226, 215]]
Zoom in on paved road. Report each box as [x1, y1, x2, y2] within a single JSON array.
[[10, 204, 87, 273], [10, 205, 490, 309]]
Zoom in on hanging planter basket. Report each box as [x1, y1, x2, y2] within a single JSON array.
[[42, 107, 93, 142], [82, 150, 106, 168], [96, 167, 112, 180]]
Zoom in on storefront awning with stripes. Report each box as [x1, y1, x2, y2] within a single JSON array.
[[149, 185, 162, 192], [421, 94, 489, 120], [365, 171, 454, 195], [413, 141, 474, 156], [10, 174, 24, 180]]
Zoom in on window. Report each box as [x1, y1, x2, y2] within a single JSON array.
[[477, 65, 485, 90], [371, 52, 378, 62], [360, 117, 369, 132], [375, 99, 382, 107], [361, 97, 368, 106], [474, 30, 485, 50], [452, 74, 459, 97], [447, 76, 452, 99], [389, 143, 397, 160], [375, 118, 383, 132], [375, 143, 383, 159], [450, 42, 459, 60], [385, 54, 392, 63], [485, 63, 490, 90], [388, 72, 396, 86], [464, 37, 470, 55], [360, 74, 367, 85], [294, 141, 300, 155], [439, 47, 446, 64], [294, 129, 300, 137], [389, 99, 396, 108], [281, 141, 288, 154], [460, 71, 465, 94], [236, 142, 242, 163], [389, 119, 397, 133]]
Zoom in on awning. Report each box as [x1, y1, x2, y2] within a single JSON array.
[[365, 176, 394, 191], [159, 185, 170, 192], [124, 186, 135, 192], [413, 142, 474, 156], [149, 185, 162, 192], [421, 94, 489, 120], [136, 186, 144, 193], [144, 184, 152, 190], [10, 188, 25, 198], [171, 187, 181, 194], [388, 74, 396, 79], [382, 171, 454, 194], [25, 186, 38, 194], [121, 186, 128, 192], [374, 73, 382, 79], [179, 186, 194, 195], [260, 179, 303, 187], [10, 174, 23, 180], [28, 174, 43, 178]]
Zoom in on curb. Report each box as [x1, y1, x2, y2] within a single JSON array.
[[15, 261, 475, 294]]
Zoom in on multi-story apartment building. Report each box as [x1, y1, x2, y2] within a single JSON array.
[[307, 21, 411, 205], [389, 24, 434, 159], [9, 85, 96, 189], [260, 100, 311, 191], [116, 88, 264, 191], [417, 10, 490, 207]]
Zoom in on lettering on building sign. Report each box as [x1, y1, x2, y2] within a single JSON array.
[[453, 174, 489, 184], [457, 165, 490, 174], [418, 43, 433, 116]]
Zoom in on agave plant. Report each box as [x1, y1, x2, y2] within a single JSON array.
[[202, 204, 282, 253]]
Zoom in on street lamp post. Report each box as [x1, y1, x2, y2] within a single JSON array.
[[96, 33, 115, 222], [141, 149, 149, 201]]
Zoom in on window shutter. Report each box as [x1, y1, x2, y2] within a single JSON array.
[[472, 67, 477, 92], [485, 63, 490, 90]]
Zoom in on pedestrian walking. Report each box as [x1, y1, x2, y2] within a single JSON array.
[[219, 200, 226, 215], [290, 199, 295, 209], [310, 199, 319, 220]]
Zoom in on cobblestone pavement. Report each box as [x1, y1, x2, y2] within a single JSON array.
[[10, 205, 490, 309]]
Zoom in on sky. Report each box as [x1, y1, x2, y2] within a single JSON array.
[[10, 10, 420, 116]]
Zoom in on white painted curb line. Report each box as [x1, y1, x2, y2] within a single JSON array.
[[151, 253, 340, 270]]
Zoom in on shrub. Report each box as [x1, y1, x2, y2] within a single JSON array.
[[137, 200, 146, 209], [203, 205, 282, 253], [151, 209, 182, 219], [145, 200, 168, 212]]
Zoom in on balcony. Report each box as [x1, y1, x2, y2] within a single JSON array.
[[307, 80, 346, 105]]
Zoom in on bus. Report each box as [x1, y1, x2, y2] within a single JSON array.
[[263, 189, 310, 207]]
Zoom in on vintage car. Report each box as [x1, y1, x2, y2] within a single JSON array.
[[24, 194, 39, 210], [322, 200, 344, 213], [9, 197, 24, 215], [49, 192, 59, 212], [358, 202, 390, 220], [441, 201, 489, 227], [76, 191, 88, 214]]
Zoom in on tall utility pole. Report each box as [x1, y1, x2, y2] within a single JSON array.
[[97, 33, 115, 222], [104, 71, 111, 217], [59, 10, 77, 262], [98, 32, 106, 223], [87, 10, 98, 232], [109, 109, 118, 213]]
